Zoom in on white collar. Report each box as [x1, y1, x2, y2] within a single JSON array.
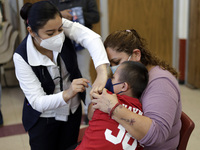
[[27, 34, 59, 66]]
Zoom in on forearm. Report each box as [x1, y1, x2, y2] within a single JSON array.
[[95, 64, 108, 81], [112, 104, 152, 140], [91, 64, 108, 94]]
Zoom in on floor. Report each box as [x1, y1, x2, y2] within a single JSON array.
[[0, 84, 199, 149]]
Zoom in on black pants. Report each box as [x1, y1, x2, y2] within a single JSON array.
[[28, 104, 82, 150]]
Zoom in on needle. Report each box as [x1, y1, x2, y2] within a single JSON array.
[[87, 83, 92, 88]]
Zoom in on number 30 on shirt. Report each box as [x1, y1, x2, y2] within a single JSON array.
[[105, 124, 143, 150]]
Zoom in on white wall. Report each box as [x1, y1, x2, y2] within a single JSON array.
[[100, 0, 109, 41], [18, 0, 26, 41], [178, 0, 189, 39]]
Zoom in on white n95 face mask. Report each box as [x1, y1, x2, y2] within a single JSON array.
[[37, 31, 65, 53]]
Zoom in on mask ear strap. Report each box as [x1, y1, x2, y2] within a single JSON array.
[[128, 55, 132, 61], [33, 32, 43, 45], [113, 82, 124, 94], [34, 36, 41, 45], [117, 91, 123, 94], [35, 32, 42, 39], [113, 82, 124, 86]]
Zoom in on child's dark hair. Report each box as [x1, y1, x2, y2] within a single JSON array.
[[20, 1, 62, 33], [119, 61, 149, 99]]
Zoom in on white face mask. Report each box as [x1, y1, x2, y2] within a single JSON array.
[[110, 65, 119, 74], [110, 55, 132, 74], [35, 31, 65, 53]]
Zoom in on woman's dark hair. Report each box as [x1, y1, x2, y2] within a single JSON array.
[[118, 61, 149, 99], [104, 29, 178, 78], [20, 1, 62, 33]]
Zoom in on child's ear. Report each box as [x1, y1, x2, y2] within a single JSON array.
[[121, 82, 129, 92]]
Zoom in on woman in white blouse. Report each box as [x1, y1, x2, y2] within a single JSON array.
[[13, 1, 109, 150]]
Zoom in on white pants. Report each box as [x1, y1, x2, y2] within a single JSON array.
[[76, 49, 92, 114]]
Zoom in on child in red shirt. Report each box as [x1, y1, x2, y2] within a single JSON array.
[[75, 61, 148, 150]]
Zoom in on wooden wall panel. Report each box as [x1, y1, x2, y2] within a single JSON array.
[[108, 0, 173, 65], [187, 0, 200, 88]]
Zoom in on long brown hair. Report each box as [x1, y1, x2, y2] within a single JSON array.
[[104, 29, 178, 78]]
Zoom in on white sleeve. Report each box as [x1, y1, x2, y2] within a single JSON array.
[[13, 53, 66, 113], [62, 18, 109, 68]]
